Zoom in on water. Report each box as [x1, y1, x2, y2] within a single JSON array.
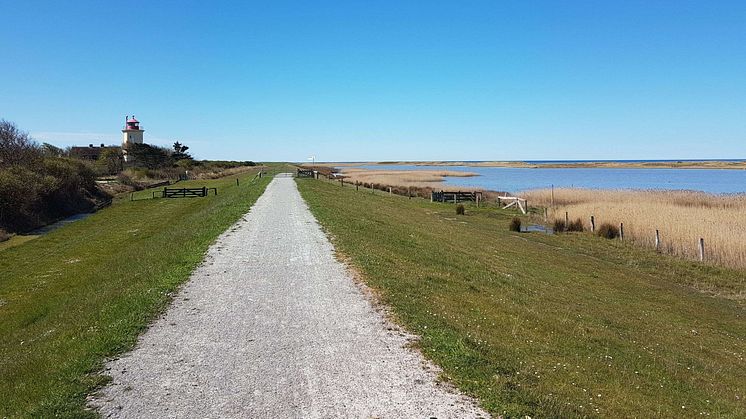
[[350, 164, 746, 194], [29, 213, 92, 235]]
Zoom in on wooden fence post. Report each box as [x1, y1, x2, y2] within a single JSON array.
[[620, 223, 624, 240], [236, 178, 239, 186], [130, 192, 134, 201], [388, 187, 392, 195], [698, 238, 705, 261], [356, 182, 359, 191], [655, 229, 660, 251], [454, 192, 458, 204], [476, 193, 480, 207], [543, 207, 548, 222], [565, 211, 569, 227], [590, 215, 595, 232], [430, 192, 433, 203]]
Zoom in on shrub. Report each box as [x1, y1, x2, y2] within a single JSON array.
[[553, 218, 566, 233], [509, 217, 522, 232], [0, 228, 10, 242], [456, 204, 465, 215], [0, 120, 110, 233], [597, 222, 620, 239], [567, 218, 584, 232]]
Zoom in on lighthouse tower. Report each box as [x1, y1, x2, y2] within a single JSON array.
[[121, 115, 144, 162]]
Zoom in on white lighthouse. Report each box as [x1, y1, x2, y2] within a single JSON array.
[[121, 115, 144, 162]]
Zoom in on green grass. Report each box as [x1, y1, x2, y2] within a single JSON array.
[[0, 235, 39, 252], [297, 178, 746, 418], [0, 167, 283, 417]]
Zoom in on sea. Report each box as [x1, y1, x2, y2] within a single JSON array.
[[346, 160, 746, 194]]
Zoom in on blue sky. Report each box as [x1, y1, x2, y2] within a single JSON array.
[[1, 1, 744, 161]]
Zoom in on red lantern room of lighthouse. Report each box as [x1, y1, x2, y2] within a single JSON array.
[[121, 115, 145, 161]]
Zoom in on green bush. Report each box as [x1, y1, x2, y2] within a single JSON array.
[[509, 217, 522, 232], [0, 120, 108, 233], [456, 204, 465, 215], [597, 222, 620, 239]]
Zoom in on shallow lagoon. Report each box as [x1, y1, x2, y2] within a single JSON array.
[[351, 164, 746, 194]]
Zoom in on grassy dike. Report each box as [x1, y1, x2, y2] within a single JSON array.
[[0, 169, 276, 417], [297, 178, 745, 418]]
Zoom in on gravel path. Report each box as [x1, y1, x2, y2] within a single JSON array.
[[92, 174, 488, 418]]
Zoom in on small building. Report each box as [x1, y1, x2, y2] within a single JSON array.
[[122, 115, 145, 162], [69, 144, 121, 160]]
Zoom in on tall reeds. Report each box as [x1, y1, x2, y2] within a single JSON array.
[[521, 188, 746, 269]]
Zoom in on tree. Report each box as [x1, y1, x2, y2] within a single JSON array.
[[128, 143, 172, 169], [0, 119, 41, 167], [41, 143, 65, 158], [97, 148, 123, 175], [171, 141, 192, 161]]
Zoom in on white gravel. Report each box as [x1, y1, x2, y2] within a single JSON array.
[[92, 174, 488, 418]]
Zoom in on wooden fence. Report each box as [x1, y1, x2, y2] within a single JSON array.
[[296, 169, 316, 178], [162, 187, 217, 198], [431, 191, 483, 204]]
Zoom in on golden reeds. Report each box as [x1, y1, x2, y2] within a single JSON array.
[[339, 168, 477, 188], [521, 188, 746, 269]]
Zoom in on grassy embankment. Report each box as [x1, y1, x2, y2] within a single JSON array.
[[521, 188, 746, 270], [297, 178, 745, 418], [0, 166, 283, 417]]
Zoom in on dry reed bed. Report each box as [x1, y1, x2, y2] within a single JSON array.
[[339, 168, 477, 188], [521, 188, 746, 269]]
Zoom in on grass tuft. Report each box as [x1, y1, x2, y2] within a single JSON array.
[[597, 222, 620, 239], [567, 218, 584, 232], [456, 204, 465, 215]]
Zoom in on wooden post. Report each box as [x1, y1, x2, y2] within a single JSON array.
[[476, 193, 480, 207], [430, 192, 433, 203], [236, 178, 239, 186], [565, 211, 569, 227], [655, 229, 660, 251], [454, 192, 458, 204], [698, 238, 705, 261], [551, 184, 554, 208], [388, 187, 392, 195], [620, 222, 624, 240], [408, 187, 411, 199], [130, 192, 134, 201], [340, 178, 343, 186], [590, 215, 595, 232], [543, 207, 548, 222], [356, 182, 359, 191]]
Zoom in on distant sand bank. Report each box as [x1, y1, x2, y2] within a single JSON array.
[[313, 160, 746, 170]]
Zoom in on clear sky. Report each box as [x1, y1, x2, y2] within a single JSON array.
[[1, 1, 744, 162]]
